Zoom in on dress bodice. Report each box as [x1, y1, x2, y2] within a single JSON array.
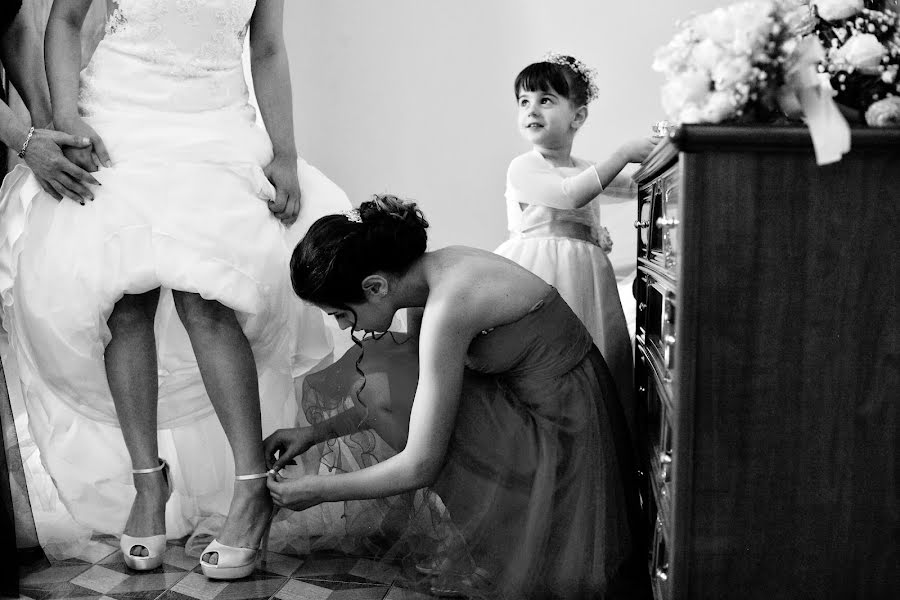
[[80, 0, 258, 116], [465, 288, 595, 396], [104, 0, 255, 75]]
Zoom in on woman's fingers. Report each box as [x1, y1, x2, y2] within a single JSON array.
[[269, 187, 288, 217], [36, 177, 63, 201], [57, 172, 94, 203], [91, 135, 112, 168], [281, 193, 300, 225], [50, 178, 81, 204], [61, 159, 100, 187], [48, 130, 91, 148]]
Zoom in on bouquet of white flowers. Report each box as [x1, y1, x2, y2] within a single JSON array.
[[653, 1, 800, 124], [654, 0, 853, 164]]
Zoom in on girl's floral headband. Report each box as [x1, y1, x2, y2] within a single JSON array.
[[542, 51, 600, 103]]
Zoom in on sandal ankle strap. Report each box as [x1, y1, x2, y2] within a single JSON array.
[[132, 459, 167, 475], [235, 472, 269, 481]]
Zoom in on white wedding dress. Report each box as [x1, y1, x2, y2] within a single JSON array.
[[0, 0, 350, 556]]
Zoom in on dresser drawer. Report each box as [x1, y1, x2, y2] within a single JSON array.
[[638, 164, 680, 281], [638, 342, 675, 533], [651, 515, 671, 600], [653, 167, 680, 275], [639, 268, 678, 387]]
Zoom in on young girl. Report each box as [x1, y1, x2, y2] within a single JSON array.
[[495, 53, 657, 444]]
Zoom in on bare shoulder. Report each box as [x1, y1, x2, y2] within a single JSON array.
[[423, 247, 550, 333]]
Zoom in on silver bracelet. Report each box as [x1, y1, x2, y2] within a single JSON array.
[[17, 126, 35, 159]]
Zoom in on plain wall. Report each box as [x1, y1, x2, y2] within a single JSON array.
[[283, 0, 725, 274]]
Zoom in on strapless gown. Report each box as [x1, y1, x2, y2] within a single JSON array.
[[293, 288, 651, 599]]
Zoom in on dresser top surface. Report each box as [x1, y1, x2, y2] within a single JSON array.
[[633, 125, 900, 183]]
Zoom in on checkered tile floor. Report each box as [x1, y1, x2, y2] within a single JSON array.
[[18, 536, 440, 600]]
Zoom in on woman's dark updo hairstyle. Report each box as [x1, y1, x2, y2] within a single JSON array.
[[290, 194, 429, 308], [514, 56, 591, 107]]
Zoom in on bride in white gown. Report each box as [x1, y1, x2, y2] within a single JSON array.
[[0, 0, 350, 576]]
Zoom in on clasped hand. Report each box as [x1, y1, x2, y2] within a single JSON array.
[[262, 155, 301, 226], [24, 125, 102, 204]]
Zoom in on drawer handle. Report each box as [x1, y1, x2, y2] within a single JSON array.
[[634, 220, 651, 229], [658, 451, 672, 484], [656, 216, 679, 228]]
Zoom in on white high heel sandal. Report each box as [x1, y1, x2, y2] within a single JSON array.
[[199, 472, 272, 580], [120, 459, 172, 571]]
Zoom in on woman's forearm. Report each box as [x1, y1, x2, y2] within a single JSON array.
[[316, 450, 433, 502], [45, 1, 90, 124], [251, 45, 298, 161], [0, 102, 31, 150], [308, 404, 370, 444], [0, 11, 52, 127]]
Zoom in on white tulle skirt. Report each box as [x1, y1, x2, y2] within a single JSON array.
[[0, 120, 351, 556]]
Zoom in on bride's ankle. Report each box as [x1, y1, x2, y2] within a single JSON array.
[[232, 477, 271, 502], [132, 472, 168, 497]]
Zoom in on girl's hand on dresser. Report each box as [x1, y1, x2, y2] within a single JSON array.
[[617, 136, 660, 163]]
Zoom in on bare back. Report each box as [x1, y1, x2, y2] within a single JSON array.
[[420, 246, 553, 338]]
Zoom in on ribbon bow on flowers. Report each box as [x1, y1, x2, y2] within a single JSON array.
[[778, 35, 851, 165]]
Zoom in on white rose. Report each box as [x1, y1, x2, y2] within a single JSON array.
[[692, 39, 725, 72], [701, 91, 740, 123], [712, 57, 754, 89], [678, 105, 704, 124], [652, 31, 694, 74], [834, 33, 887, 69], [813, 0, 863, 22], [865, 96, 900, 127], [661, 71, 712, 120]]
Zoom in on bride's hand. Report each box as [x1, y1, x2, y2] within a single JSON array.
[[57, 116, 112, 173], [263, 154, 301, 226], [263, 427, 314, 472], [266, 472, 323, 511]]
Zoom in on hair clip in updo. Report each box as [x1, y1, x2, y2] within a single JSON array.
[[343, 209, 362, 223], [541, 51, 600, 104]]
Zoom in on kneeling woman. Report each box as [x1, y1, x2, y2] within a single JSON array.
[[266, 195, 649, 599]]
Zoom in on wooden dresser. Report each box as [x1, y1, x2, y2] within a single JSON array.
[[631, 126, 899, 600]]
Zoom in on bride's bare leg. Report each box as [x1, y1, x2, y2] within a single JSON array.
[[171, 291, 271, 562], [106, 288, 165, 556]]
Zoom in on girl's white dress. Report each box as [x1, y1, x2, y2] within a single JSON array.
[[495, 150, 636, 435], [0, 0, 350, 556]]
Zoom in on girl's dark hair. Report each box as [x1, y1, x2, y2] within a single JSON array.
[[514, 57, 591, 106], [290, 194, 429, 307]]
